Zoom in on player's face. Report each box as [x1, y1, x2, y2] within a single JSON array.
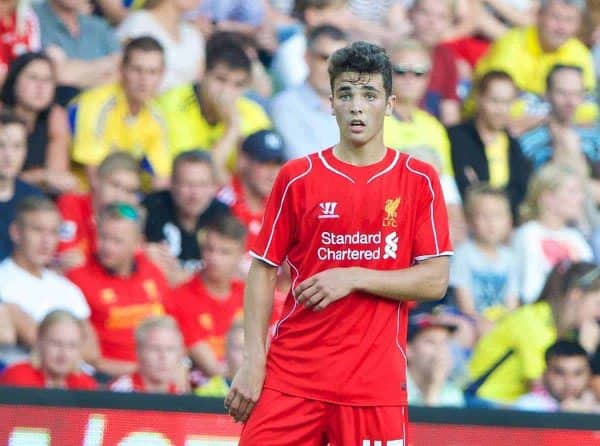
[[538, 0, 581, 51], [96, 169, 141, 208], [137, 327, 183, 386], [469, 195, 512, 246], [306, 36, 348, 97], [15, 59, 56, 112], [12, 210, 61, 268], [201, 231, 243, 282], [39, 320, 83, 380], [391, 49, 431, 104], [225, 327, 244, 377], [97, 218, 140, 271], [330, 72, 394, 149], [544, 356, 590, 402], [121, 49, 165, 106], [171, 161, 216, 218], [548, 70, 584, 123], [0, 123, 27, 181], [477, 79, 515, 131]]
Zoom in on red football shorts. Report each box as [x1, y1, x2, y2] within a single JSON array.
[[239, 388, 408, 446]]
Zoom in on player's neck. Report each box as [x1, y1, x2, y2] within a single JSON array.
[[334, 138, 387, 167]]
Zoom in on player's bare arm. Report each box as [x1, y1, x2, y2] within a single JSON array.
[[224, 258, 276, 422], [295, 256, 449, 311]]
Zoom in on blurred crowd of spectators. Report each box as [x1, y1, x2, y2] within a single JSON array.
[[0, 0, 600, 414]]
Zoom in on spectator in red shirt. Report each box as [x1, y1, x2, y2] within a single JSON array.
[[110, 315, 184, 394], [0, 1, 41, 83], [218, 130, 285, 254], [167, 214, 246, 378], [409, 0, 461, 125], [56, 151, 141, 272], [0, 309, 97, 390], [67, 202, 168, 378]]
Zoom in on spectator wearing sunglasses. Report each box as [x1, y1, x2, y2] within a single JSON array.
[[55, 152, 141, 272], [269, 24, 348, 159], [67, 202, 168, 378], [383, 39, 453, 179]]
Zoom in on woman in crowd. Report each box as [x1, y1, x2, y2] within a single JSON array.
[[116, 0, 205, 92], [0, 52, 76, 194], [467, 262, 600, 406], [0, 309, 97, 390], [512, 164, 593, 304]]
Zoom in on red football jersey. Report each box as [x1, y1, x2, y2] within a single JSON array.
[[56, 193, 96, 258], [167, 274, 244, 359], [109, 372, 177, 394], [67, 253, 168, 362], [250, 148, 452, 405], [218, 176, 265, 250], [0, 362, 97, 390]]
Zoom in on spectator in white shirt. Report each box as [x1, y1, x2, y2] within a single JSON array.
[[0, 195, 93, 359]]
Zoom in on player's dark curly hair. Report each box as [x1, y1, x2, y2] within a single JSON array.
[[328, 41, 393, 97]]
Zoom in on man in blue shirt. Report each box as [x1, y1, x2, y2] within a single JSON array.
[[0, 112, 43, 261], [269, 25, 347, 159], [519, 64, 600, 178]]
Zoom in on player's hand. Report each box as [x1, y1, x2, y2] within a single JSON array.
[[294, 268, 357, 311], [224, 360, 265, 423]]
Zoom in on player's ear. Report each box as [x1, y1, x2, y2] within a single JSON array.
[[385, 94, 396, 116]]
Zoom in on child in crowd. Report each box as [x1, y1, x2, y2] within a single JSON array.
[[450, 184, 518, 335]]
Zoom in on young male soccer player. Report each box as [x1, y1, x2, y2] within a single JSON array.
[[225, 41, 453, 445]]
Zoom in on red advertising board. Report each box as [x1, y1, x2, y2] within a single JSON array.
[[1, 405, 600, 446]]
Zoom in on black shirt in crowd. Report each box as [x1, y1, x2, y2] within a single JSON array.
[[143, 191, 230, 272]]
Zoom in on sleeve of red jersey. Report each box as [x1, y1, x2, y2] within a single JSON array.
[[409, 159, 453, 262], [249, 160, 305, 267]]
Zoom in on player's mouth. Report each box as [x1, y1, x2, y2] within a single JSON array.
[[349, 119, 366, 133]]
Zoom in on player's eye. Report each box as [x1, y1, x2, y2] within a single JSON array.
[[339, 93, 351, 100], [366, 93, 376, 100]]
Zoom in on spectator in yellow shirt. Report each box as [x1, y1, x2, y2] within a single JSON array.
[[383, 39, 453, 177], [475, 0, 596, 133], [467, 262, 600, 406], [157, 32, 271, 186], [69, 36, 170, 189]]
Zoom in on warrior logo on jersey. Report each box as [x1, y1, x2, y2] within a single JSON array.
[[383, 197, 401, 227]]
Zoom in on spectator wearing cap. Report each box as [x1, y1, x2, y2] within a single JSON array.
[[407, 305, 465, 407], [115, 0, 205, 93], [519, 65, 600, 183], [514, 340, 597, 412], [67, 202, 168, 378], [475, 0, 597, 132], [110, 315, 185, 394], [157, 32, 271, 186], [269, 25, 347, 159], [0, 196, 92, 364], [218, 130, 285, 251], [0, 310, 97, 390], [143, 150, 230, 286], [69, 36, 170, 190], [33, 0, 121, 104], [384, 40, 454, 179], [166, 214, 245, 379]]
